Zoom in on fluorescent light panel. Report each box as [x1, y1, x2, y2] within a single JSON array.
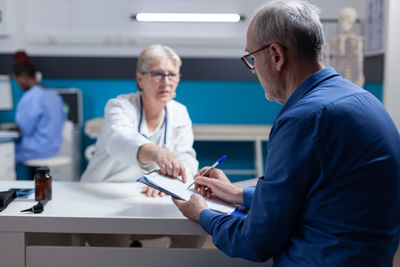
[[135, 13, 241, 22]]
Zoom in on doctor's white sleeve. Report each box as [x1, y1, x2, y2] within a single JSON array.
[[102, 99, 151, 166]]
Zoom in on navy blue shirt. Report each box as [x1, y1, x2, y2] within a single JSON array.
[[200, 68, 400, 266]]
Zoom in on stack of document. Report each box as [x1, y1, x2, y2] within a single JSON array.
[[137, 172, 236, 214]]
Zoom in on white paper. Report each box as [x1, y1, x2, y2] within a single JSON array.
[[142, 172, 236, 214]]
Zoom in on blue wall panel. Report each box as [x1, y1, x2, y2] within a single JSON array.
[[43, 79, 282, 124], [0, 79, 383, 182], [176, 81, 282, 124], [363, 82, 383, 101]]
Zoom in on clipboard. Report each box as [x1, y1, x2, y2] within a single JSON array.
[[137, 172, 236, 214], [137, 176, 184, 200]]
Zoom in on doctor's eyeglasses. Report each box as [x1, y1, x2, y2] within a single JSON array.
[[241, 44, 272, 70], [141, 71, 182, 83]]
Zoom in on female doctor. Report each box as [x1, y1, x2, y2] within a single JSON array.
[[81, 44, 198, 197]]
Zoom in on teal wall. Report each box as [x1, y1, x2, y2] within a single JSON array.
[[363, 82, 383, 101], [0, 80, 383, 182], [1, 79, 283, 124]]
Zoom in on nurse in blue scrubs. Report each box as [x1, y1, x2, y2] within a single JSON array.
[[12, 51, 66, 166]]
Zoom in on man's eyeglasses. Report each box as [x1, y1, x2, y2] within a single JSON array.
[[141, 71, 181, 83], [241, 44, 271, 70]]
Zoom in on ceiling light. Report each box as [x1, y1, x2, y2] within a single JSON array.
[[133, 13, 242, 23]]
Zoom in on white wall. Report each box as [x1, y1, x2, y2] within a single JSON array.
[[0, 0, 366, 58], [384, 0, 400, 129]]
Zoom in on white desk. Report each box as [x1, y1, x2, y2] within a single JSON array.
[[0, 181, 271, 267], [193, 124, 271, 177]]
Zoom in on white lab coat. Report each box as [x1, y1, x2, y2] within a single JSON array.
[[80, 93, 198, 183]]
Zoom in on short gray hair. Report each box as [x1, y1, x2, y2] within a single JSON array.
[[136, 44, 182, 73], [253, 0, 324, 63]]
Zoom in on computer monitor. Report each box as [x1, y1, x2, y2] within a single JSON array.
[[56, 88, 82, 128], [0, 75, 13, 110]]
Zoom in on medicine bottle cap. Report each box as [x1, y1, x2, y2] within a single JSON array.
[[35, 167, 50, 175]]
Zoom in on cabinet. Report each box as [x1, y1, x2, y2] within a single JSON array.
[[0, 141, 15, 180], [0, 0, 11, 36]]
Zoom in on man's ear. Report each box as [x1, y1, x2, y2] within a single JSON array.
[[269, 44, 286, 71]]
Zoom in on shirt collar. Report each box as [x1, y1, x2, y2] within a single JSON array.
[[275, 67, 339, 122]]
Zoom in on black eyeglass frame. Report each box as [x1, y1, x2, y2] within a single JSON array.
[[141, 70, 182, 82], [241, 44, 272, 70]]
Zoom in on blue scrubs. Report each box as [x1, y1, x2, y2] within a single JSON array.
[[200, 68, 400, 265], [15, 85, 66, 163]]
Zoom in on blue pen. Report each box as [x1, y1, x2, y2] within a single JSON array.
[[187, 155, 227, 189]]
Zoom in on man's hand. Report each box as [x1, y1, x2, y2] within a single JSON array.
[[138, 144, 187, 182], [194, 167, 244, 205], [172, 194, 208, 223], [140, 186, 166, 198]]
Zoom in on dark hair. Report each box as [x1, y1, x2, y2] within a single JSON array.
[[13, 51, 37, 78]]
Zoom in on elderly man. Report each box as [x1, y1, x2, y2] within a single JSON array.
[[173, 0, 400, 265]]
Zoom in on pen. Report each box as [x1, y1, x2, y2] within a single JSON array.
[[187, 155, 227, 189]]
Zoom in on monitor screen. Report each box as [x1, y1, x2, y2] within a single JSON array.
[[56, 88, 82, 127], [0, 75, 13, 110]]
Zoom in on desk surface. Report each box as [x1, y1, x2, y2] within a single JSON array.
[[0, 181, 272, 267], [0, 181, 203, 235]]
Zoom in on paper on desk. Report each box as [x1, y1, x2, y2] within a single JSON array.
[[137, 172, 236, 214]]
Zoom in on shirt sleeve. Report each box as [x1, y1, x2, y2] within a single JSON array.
[[199, 117, 320, 262], [243, 187, 256, 208], [102, 98, 151, 166]]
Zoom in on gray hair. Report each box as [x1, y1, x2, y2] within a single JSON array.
[[253, 0, 324, 63], [136, 44, 182, 73]]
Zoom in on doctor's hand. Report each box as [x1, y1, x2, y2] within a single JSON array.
[[138, 144, 187, 183], [172, 194, 208, 223], [154, 147, 187, 182], [194, 168, 244, 205], [141, 186, 166, 198]]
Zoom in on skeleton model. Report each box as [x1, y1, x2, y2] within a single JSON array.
[[325, 7, 365, 87]]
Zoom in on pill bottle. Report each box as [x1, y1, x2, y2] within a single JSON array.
[[34, 167, 52, 201]]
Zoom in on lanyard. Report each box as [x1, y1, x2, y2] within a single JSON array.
[[138, 96, 168, 146]]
